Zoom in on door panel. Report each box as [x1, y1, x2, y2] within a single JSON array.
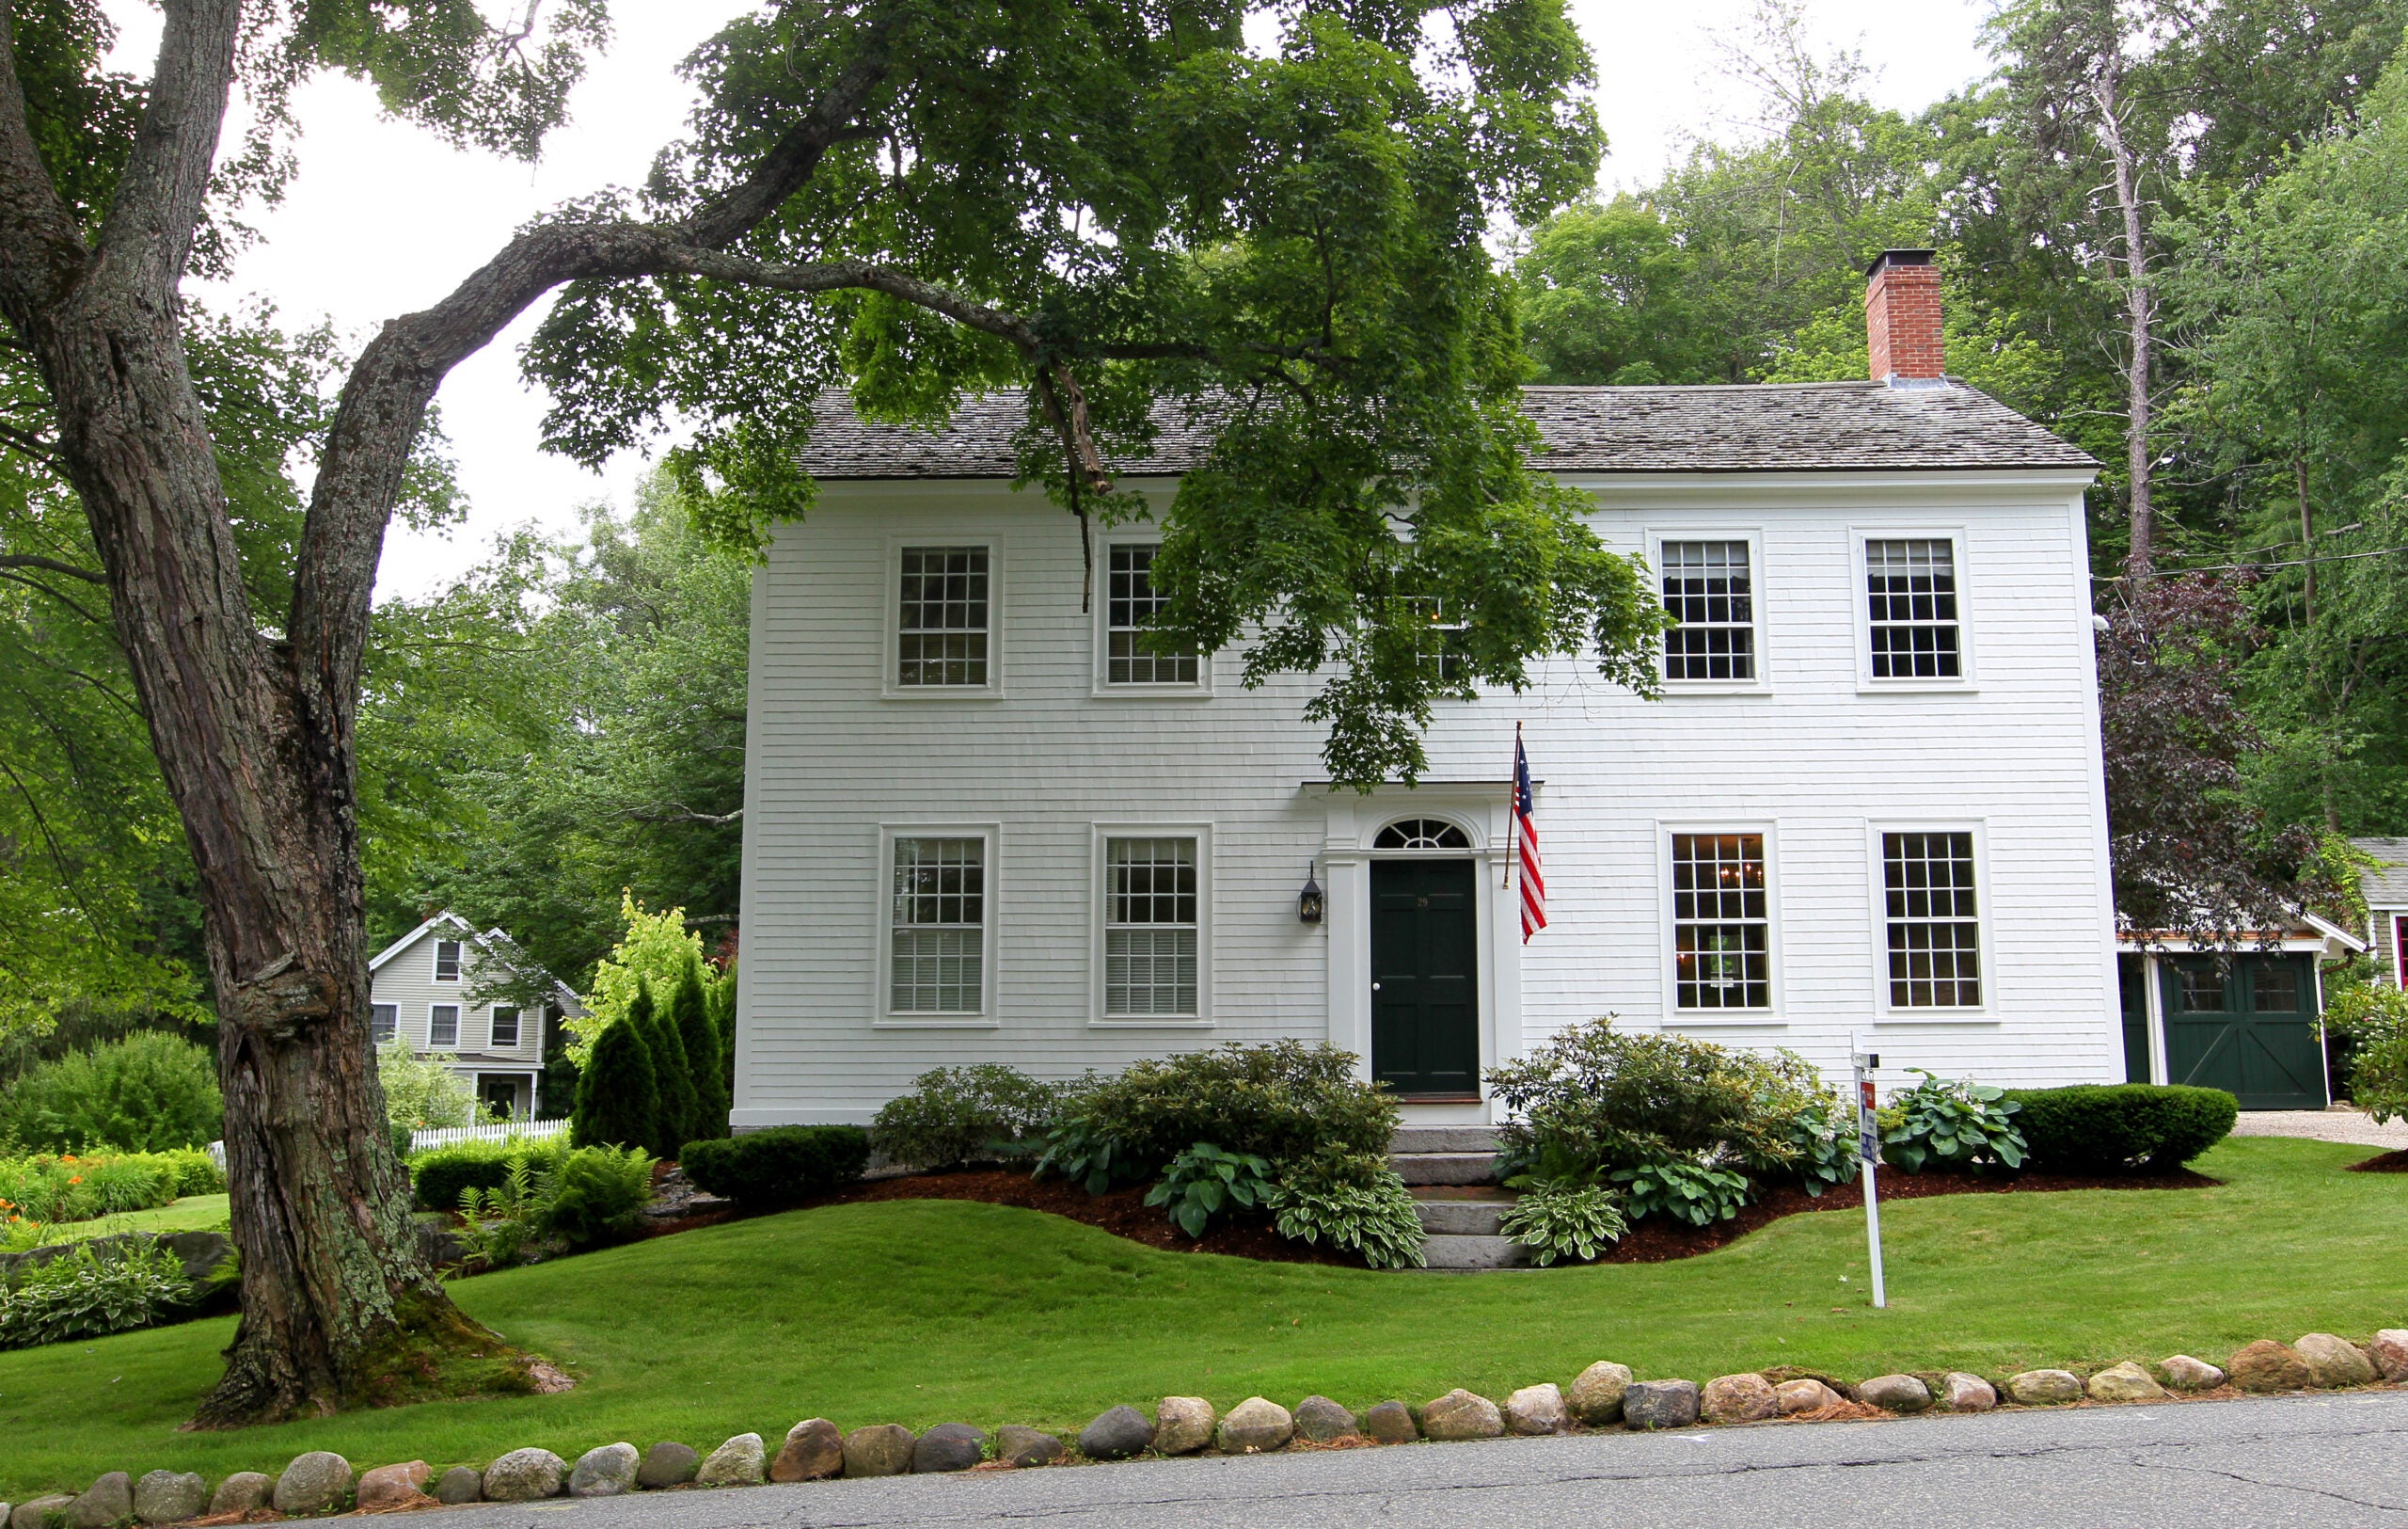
[[1370, 859, 1480, 1096], [2160, 954, 2325, 1109], [2117, 954, 2149, 1083]]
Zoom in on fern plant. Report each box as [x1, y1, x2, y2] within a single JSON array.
[[1145, 1142, 1274, 1238], [453, 1153, 544, 1273]]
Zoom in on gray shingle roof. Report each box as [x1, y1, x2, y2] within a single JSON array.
[[2353, 837, 2408, 907], [799, 382, 2096, 479]]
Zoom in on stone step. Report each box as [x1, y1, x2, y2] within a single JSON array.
[[1389, 1151, 1501, 1187], [1390, 1124, 1501, 1155], [1418, 1234, 1529, 1270], [1412, 1198, 1513, 1236]]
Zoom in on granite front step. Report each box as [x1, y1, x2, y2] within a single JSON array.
[[1418, 1234, 1529, 1270], [1390, 1125, 1501, 1155], [1411, 1196, 1513, 1236], [1390, 1152, 1501, 1186]]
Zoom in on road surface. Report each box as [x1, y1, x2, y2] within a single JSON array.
[[440, 1390, 2408, 1528]]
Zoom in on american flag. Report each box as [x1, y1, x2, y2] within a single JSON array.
[[1515, 725, 1545, 942]]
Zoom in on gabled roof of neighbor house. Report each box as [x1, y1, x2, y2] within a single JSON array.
[[368, 910, 582, 1011], [797, 383, 2099, 480], [2352, 837, 2408, 907]]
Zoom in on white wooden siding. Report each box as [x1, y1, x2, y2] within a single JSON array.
[[737, 469, 2118, 1124]]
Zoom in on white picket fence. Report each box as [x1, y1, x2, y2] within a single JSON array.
[[408, 1119, 570, 1153]]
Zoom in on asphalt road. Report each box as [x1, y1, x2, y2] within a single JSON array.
[[434, 1390, 2408, 1529]]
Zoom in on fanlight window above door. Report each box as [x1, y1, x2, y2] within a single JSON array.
[[1374, 819, 1471, 850]]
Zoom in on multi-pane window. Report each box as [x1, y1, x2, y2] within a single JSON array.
[[1106, 544, 1199, 685], [1661, 541, 1756, 682], [1865, 538, 1962, 678], [1104, 837, 1198, 1016], [1410, 597, 1471, 688], [370, 1004, 398, 1043], [1671, 834, 1770, 1009], [897, 547, 990, 687], [2175, 966, 2226, 1012], [429, 1004, 460, 1048], [2252, 963, 2299, 1011], [890, 837, 986, 1012], [434, 939, 461, 981], [490, 1007, 521, 1047], [1882, 831, 1982, 1007]]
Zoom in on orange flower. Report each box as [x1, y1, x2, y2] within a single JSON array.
[[68, 1174, 83, 1185]]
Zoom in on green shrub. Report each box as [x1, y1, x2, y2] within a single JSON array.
[[872, 1065, 1062, 1171], [0, 1243, 190, 1349], [679, 1125, 870, 1205], [375, 1039, 479, 1134], [1042, 1042, 1398, 1184], [1487, 1019, 1818, 1179], [671, 957, 731, 1143], [1758, 1096, 1861, 1197], [1262, 1153, 1426, 1270], [2004, 1083, 2240, 1171], [640, 981, 699, 1159], [0, 1153, 183, 1223], [541, 1145, 655, 1246], [411, 1138, 569, 1211], [1498, 1181, 1627, 1265], [2353, 1033, 2408, 1125], [1880, 1071, 2026, 1172], [1145, 1142, 1274, 1238], [1608, 1157, 1752, 1226], [571, 989, 662, 1154], [158, 1147, 224, 1197], [0, 1033, 222, 1153]]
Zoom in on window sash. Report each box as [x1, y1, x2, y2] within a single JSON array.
[[429, 1005, 460, 1047], [434, 939, 461, 981], [1865, 538, 1961, 679], [1105, 544, 1199, 685], [1882, 831, 1981, 1006], [1661, 541, 1756, 682], [1671, 833, 1770, 1009], [897, 546, 990, 687], [490, 1007, 521, 1047], [890, 836, 986, 1012], [371, 1004, 398, 1043], [1104, 836, 1199, 1015]]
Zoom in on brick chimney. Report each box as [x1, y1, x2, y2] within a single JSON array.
[[1864, 249, 1943, 385]]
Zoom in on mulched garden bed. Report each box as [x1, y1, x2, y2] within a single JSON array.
[[2346, 1148, 2408, 1172], [646, 1162, 2217, 1269]]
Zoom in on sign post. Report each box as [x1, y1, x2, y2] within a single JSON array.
[[1851, 1035, 1888, 1310]]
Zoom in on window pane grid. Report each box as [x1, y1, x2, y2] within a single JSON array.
[[898, 547, 990, 687], [891, 837, 985, 1012], [1661, 541, 1756, 681], [1883, 831, 1981, 1006], [434, 940, 460, 981], [430, 1005, 459, 1047], [1105, 837, 1198, 1015], [490, 1007, 520, 1047], [1866, 539, 1961, 678], [371, 1004, 397, 1043], [1671, 833, 1770, 1009], [1106, 544, 1199, 685]]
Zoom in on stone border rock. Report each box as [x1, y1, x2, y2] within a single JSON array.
[[13, 1330, 2403, 1519]]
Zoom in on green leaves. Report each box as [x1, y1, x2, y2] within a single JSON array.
[[1144, 1140, 1274, 1239], [1606, 1158, 1752, 1227], [1497, 1179, 1626, 1264], [1880, 1069, 2027, 1173]]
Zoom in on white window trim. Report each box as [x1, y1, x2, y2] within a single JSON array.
[[427, 1002, 462, 1049], [370, 1003, 398, 1044], [881, 536, 1006, 701], [1866, 819, 1996, 1022], [1089, 822, 1214, 1027], [1853, 527, 1976, 692], [1092, 532, 1213, 698], [490, 1006, 522, 1050], [432, 937, 462, 984], [1649, 528, 1770, 695], [1656, 820, 1785, 1026], [873, 822, 1002, 1027]]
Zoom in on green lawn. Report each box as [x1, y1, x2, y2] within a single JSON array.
[[2, 1137, 2402, 1498], [27, 1195, 231, 1245]]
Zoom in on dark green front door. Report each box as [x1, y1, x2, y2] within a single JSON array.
[[2160, 953, 2326, 1108], [1370, 859, 1479, 1097], [2118, 954, 2150, 1083]]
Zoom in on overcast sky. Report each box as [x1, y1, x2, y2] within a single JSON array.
[[113, 0, 1997, 603]]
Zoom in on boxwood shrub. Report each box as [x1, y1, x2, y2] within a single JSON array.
[[2001, 1084, 2238, 1173], [679, 1125, 871, 1205], [1046, 1041, 1400, 1186], [410, 1139, 569, 1211]]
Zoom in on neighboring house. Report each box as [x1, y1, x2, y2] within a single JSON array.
[[734, 249, 2135, 1128], [368, 911, 582, 1120], [2115, 916, 2364, 1109], [2353, 837, 2408, 987]]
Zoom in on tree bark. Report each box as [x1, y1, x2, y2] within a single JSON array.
[[2092, 43, 2156, 585]]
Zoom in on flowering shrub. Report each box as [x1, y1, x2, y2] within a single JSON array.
[[0, 1153, 185, 1224]]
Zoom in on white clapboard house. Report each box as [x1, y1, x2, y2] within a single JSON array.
[[368, 912, 581, 1120], [732, 250, 2131, 1127]]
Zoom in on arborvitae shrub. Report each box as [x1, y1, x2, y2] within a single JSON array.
[[679, 1125, 869, 1204], [572, 994, 661, 1154], [673, 957, 730, 1147], [2001, 1084, 2238, 1173], [640, 978, 698, 1159]]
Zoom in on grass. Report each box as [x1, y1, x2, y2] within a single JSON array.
[[19, 1195, 231, 1246], [1, 1137, 2401, 1497]]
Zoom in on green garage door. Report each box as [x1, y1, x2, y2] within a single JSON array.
[[2160, 954, 2327, 1109]]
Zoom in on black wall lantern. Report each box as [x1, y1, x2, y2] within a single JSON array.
[[1298, 863, 1325, 924]]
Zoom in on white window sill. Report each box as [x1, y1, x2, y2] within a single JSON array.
[[1089, 685, 1214, 701], [1088, 1017, 1214, 1029], [1660, 1011, 1786, 1027], [1660, 681, 1773, 697], [873, 1017, 1001, 1029], [880, 688, 1006, 702], [1857, 680, 1977, 695], [1872, 1011, 1998, 1024]]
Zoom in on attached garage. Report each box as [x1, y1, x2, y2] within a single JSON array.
[[2116, 916, 2364, 1108]]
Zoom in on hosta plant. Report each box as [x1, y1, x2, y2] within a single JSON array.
[[1608, 1156, 1753, 1226], [1264, 1150, 1427, 1269], [1881, 1071, 2026, 1172], [1147, 1142, 1274, 1238], [1497, 1180, 1628, 1266]]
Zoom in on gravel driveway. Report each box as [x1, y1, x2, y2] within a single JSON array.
[[2228, 1108, 2408, 1149]]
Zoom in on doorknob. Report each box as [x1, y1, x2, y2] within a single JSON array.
[[1371, 982, 1382, 992]]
